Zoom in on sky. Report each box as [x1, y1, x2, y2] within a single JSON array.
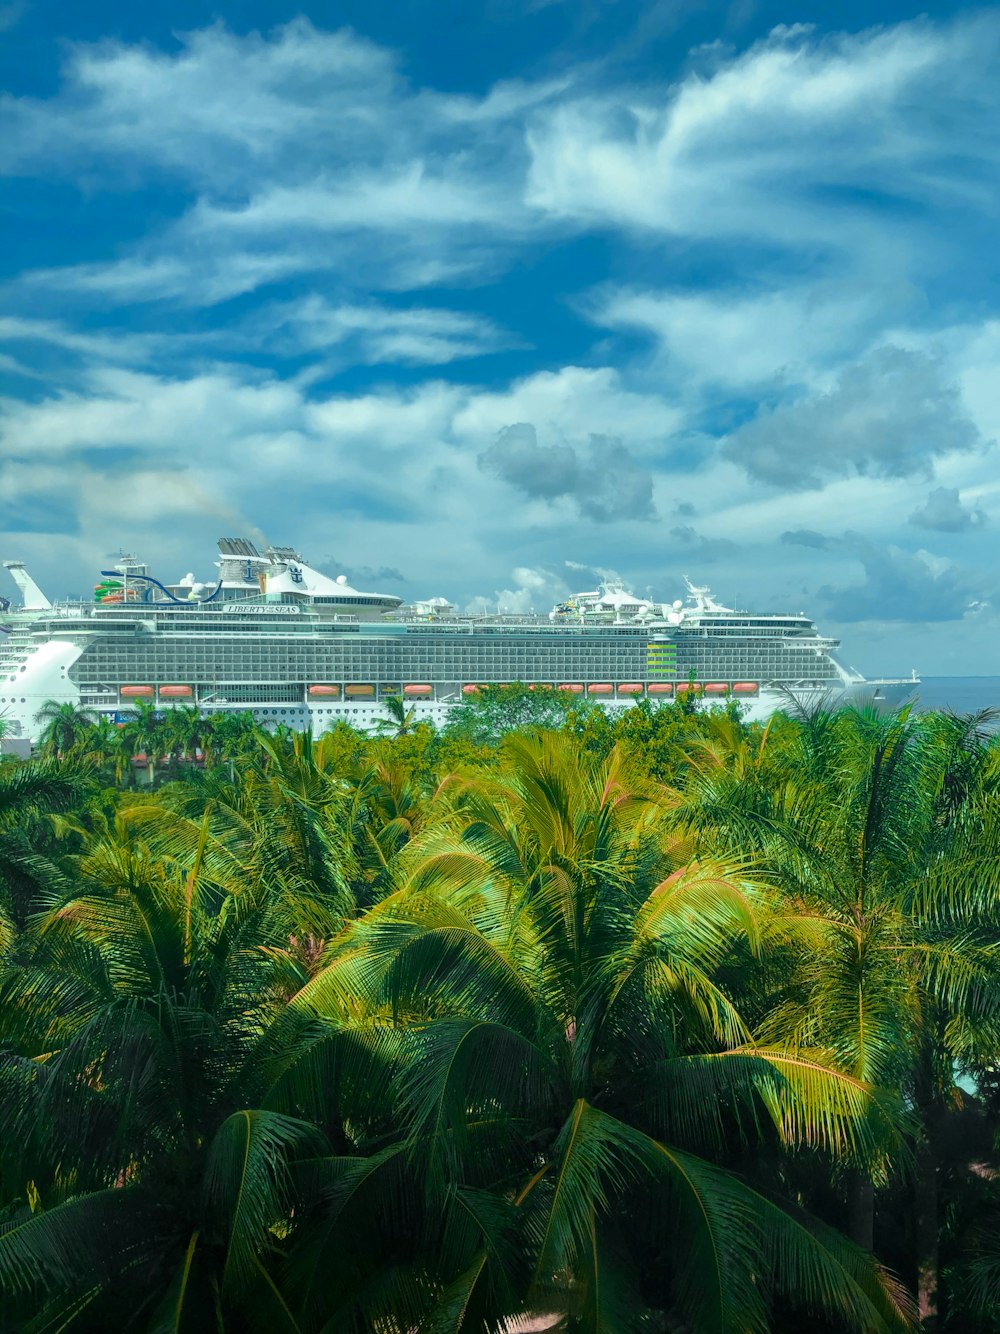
[[1, 0, 999, 675]]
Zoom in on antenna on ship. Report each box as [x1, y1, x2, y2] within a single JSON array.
[[106, 549, 143, 604]]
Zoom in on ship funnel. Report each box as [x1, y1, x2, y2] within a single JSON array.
[[3, 561, 51, 610]]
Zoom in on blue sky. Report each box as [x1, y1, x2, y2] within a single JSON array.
[[2, 1, 999, 673]]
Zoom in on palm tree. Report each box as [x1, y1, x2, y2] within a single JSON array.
[[269, 732, 914, 1332], [205, 709, 262, 768], [339, 750, 448, 908], [72, 712, 131, 784], [157, 726, 365, 926], [376, 692, 417, 738], [0, 754, 90, 934], [35, 700, 95, 757], [678, 705, 1000, 1324], [0, 815, 332, 1330], [122, 700, 165, 784], [160, 703, 206, 765]]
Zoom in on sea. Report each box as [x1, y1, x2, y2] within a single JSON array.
[[909, 677, 1000, 718]]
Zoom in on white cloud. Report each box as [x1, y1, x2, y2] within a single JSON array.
[[1, 21, 398, 182], [4, 13, 1000, 672], [453, 365, 683, 452], [7, 12, 1000, 314], [525, 16, 1000, 263], [720, 346, 984, 489], [466, 565, 570, 615], [27, 252, 310, 308], [193, 168, 514, 237], [0, 360, 686, 584], [0, 367, 306, 455], [590, 283, 903, 390], [2, 19, 549, 303], [255, 296, 511, 366], [1, 20, 571, 187]]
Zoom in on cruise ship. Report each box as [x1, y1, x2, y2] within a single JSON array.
[[0, 538, 917, 743]]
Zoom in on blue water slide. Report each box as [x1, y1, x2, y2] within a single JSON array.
[[100, 572, 223, 604]]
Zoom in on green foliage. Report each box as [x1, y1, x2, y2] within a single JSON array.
[[445, 682, 602, 745], [1, 699, 999, 1329]]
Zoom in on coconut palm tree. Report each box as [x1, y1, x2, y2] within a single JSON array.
[[0, 754, 90, 933], [205, 709, 263, 768], [73, 712, 132, 784], [35, 700, 96, 757], [677, 705, 1000, 1324], [121, 700, 166, 785], [154, 727, 365, 926], [266, 732, 914, 1332], [0, 818, 333, 1331], [376, 692, 417, 738]]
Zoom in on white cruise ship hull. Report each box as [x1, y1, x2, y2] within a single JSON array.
[[0, 543, 920, 744], [0, 660, 918, 743]]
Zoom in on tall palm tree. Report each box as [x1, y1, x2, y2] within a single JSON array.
[[35, 700, 96, 757], [677, 705, 1000, 1324], [156, 727, 365, 925], [0, 754, 90, 933], [157, 703, 206, 767], [0, 819, 332, 1330], [377, 692, 417, 738], [73, 713, 131, 784], [269, 732, 914, 1332], [205, 709, 262, 768], [122, 700, 165, 784]]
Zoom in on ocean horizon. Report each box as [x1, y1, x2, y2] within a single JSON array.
[[908, 676, 1000, 716]]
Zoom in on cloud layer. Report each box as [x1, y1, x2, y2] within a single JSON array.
[[721, 347, 983, 489], [478, 423, 655, 521], [2, 9, 1000, 671]]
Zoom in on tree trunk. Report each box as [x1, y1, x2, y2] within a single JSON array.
[[915, 1135, 939, 1330], [848, 1171, 874, 1251]]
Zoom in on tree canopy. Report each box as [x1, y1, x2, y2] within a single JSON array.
[[1, 696, 998, 1331]]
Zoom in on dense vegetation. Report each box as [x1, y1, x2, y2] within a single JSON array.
[[1, 689, 999, 1332]]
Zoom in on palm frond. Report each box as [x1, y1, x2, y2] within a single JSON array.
[[202, 1108, 327, 1294], [644, 1047, 904, 1164], [400, 1018, 550, 1183], [0, 1188, 155, 1312]]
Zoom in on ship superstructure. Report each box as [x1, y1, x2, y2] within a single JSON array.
[[0, 540, 917, 743]]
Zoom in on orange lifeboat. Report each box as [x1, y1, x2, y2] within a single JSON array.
[[675, 683, 703, 696], [308, 685, 340, 697], [160, 685, 193, 698], [404, 684, 432, 696], [345, 684, 375, 698], [647, 683, 674, 695], [527, 683, 553, 691], [462, 684, 481, 694], [587, 684, 613, 695], [617, 683, 643, 696], [704, 683, 728, 695], [121, 685, 154, 698], [557, 683, 584, 693], [732, 682, 759, 695]]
